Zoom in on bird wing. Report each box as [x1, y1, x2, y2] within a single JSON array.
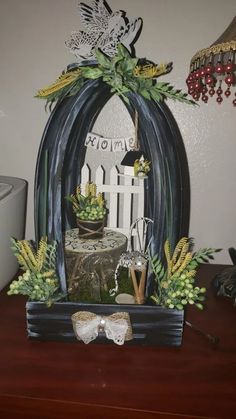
[[99, 17, 142, 55], [79, 0, 111, 32], [118, 18, 143, 50], [65, 30, 99, 59]]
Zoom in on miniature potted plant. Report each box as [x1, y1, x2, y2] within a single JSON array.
[[66, 182, 107, 239]]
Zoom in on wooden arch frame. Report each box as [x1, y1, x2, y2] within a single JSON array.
[[34, 79, 190, 294]]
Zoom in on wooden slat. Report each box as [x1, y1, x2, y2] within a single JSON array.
[[80, 164, 90, 195], [134, 179, 145, 250], [137, 178, 145, 220], [109, 166, 119, 228], [123, 176, 132, 230], [95, 184, 143, 194], [95, 165, 105, 187]]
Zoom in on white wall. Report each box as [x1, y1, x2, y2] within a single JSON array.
[[0, 0, 235, 263]]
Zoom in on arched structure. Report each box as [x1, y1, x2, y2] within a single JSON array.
[[34, 79, 190, 294]]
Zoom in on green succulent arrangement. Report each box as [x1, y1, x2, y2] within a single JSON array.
[[36, 44, 195, 107], [8, 237, 62, 307], [150, 237, 220, 310], [66, 182, 107, 221]]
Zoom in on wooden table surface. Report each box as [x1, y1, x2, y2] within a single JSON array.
[[0, 264, 235, 419]]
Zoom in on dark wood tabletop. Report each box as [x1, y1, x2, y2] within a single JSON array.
[[0, 263, 235, 419]]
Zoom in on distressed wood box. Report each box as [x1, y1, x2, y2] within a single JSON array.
[[26, 301, 184, 346]]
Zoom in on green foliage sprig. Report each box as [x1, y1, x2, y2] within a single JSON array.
[[36, 44, 195, 106], [8, 237, 62, 307], [150, 237, 220, 310]]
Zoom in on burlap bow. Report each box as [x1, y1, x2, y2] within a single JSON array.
[[71, 311, 133, 345]]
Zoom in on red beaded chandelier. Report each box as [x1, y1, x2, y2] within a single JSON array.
[[186, 16, 236, 106]]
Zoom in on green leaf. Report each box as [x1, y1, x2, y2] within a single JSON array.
[[126, 79, 139, 92], [196, 303, 204, 310], [197, 295, 205, 302], [150, 295, 160, 304], [151, 256, 161, 270], [150, 255, 166, 282], [150, 88, 163, 102], [154, 82, 196, 105], [139, 89, 151, 100], [192, 248, 221, 264], [117, 57, 138, 74], [81, 67, 103, 79], [159, 83, 172, 92], [111, 73, 123, 88], [120, 93, 130, 104], [110, 54, 124, 66], [65, 195, 74, 203], [117, 43, 131, 59], [95, 49, 112, 68], [154, 261, 163, 275], [102, 74, 112, 82], [138, 78, 153, 89]]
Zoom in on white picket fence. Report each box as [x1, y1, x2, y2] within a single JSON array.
[[80, 164, 145, 241]]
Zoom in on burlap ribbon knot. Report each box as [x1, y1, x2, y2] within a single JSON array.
[[71, 311, 133, 345]]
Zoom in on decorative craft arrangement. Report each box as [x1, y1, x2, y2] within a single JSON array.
[[7, 0, 219, 346]]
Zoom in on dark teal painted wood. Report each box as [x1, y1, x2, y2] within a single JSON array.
[[34, 79, 190, 295], [26, 301, 184, 346]]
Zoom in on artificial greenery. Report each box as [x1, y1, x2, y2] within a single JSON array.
[[36, 44, 195, 107], [66, 182, 107, 221], [8, 237, 62, 307], [134, 156, 151, 176], [69, 267, 132, 304], [150, 237, 220, 310]]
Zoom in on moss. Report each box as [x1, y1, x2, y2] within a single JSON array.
[[68, 268, 134, 304]]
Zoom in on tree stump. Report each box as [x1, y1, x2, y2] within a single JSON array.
[[64, 229, 127, 302]]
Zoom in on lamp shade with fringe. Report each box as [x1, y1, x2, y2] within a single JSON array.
[[186, 16, 236, 106]]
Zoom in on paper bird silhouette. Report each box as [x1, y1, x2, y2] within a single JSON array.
[[65, 0, 142, 61]]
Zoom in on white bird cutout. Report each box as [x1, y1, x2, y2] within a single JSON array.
[[65, 0, 142, 61]]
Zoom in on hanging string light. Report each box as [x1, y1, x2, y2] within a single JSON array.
[[186, 16, 236, 106]]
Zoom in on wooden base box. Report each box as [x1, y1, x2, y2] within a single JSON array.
[[26, 301, 184, 346]]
